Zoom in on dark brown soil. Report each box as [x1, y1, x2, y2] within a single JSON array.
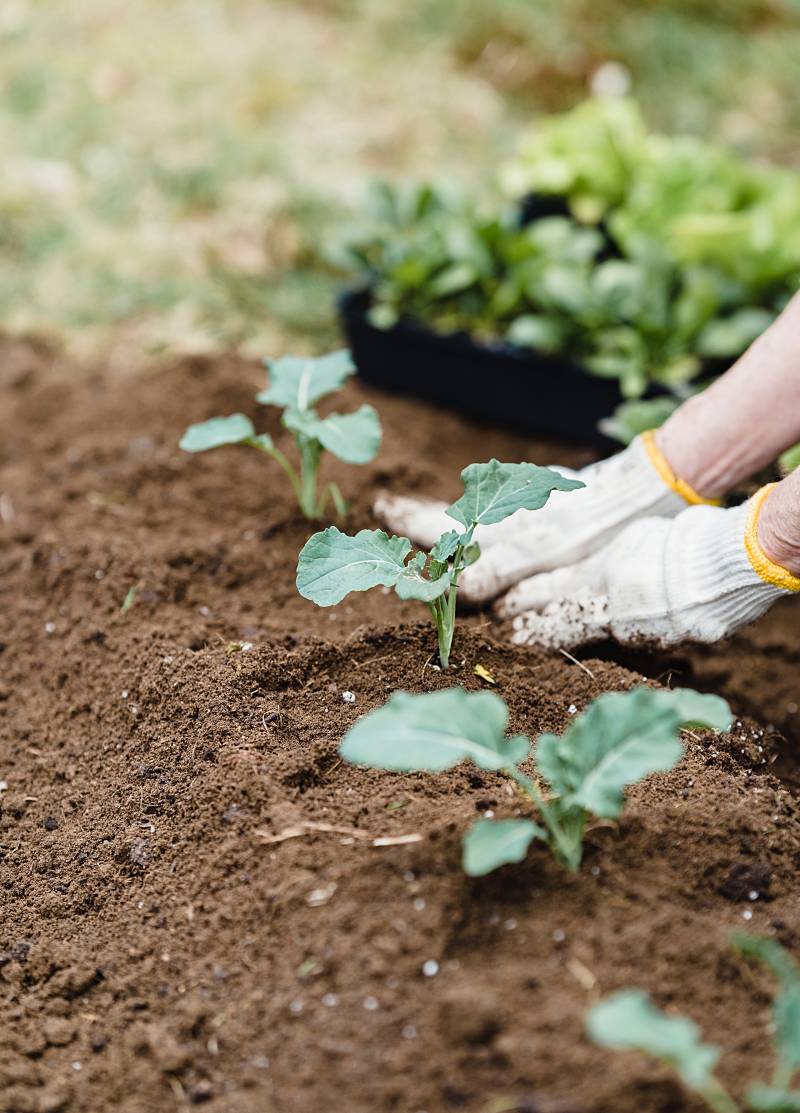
[[1, 338, 798, 1113]]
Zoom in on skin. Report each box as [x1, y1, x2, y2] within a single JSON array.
[[656, 289, 800, 574]]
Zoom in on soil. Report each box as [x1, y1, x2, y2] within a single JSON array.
[[1, 336, 798, 1113]]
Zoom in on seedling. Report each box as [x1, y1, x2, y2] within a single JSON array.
[[180, 349, 381, 519], [587, 934, 800, 1113], [296, 459, 583, 669], [338, 685, 732, 872]]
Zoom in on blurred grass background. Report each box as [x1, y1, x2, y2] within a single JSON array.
[[2, 0, 800, 367]]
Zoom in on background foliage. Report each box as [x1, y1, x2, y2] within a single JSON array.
[[2, 0, 800, 364]]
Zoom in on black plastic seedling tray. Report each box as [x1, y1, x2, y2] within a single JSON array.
[[339, 289, 626, 447]]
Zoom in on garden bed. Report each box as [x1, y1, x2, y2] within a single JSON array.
[[1, 338, 799, 1113]]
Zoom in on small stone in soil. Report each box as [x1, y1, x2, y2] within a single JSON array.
[[341, 691, 356, 703], [422, 960, 439, 977]]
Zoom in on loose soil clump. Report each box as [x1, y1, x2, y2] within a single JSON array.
[[1, 339, 798, 1113]]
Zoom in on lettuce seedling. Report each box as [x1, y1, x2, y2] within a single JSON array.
[[180, 349, 381, 520], [587, 935, 800, 1113], [296, 459, 583, 668], [339, 685, 731, 872]]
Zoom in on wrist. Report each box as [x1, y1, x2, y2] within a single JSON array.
[[640, 430, 719, 507], [757, 479, 800, 579], [654, 415, 740, 501]]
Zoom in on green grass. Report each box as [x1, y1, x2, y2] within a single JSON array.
[[2, 0, 799, 362]]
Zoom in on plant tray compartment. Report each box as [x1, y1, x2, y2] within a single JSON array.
[[339, 289, 626, 447]]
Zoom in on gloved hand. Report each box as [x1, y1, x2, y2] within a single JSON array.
[[375, 432, 712, 603], [504, 484, 800, 649]]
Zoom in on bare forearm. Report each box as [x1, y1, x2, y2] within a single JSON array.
[[657, 290, 800, 498]]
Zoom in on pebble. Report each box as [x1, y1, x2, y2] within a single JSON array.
[[742, 910, 753, 921], [402, 1024, 418, 1040], [322, 993, 339, 1008], [422, 960, 439, 977], [363, 996, 379, 1011], [568, 704, 577, 715], [553, 929, 566, 943], [44, 622, 56, 634], [342, 691, 356, 704], [289, 999, 303, 1015]]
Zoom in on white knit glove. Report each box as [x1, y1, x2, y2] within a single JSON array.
[[375, 433, 705, 603], [504, 485, 800, 649]]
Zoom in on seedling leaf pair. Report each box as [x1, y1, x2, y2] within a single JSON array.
[[587, 936, 800, 1113], [297, 459, 584, 667], [338, 684, 731, 874], [586, 990, 721, 1089], [181, 350, 381, 519]]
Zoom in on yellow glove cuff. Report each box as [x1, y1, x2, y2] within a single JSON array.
[[641, 430, 721, 507], [745, 484, 800, 592]]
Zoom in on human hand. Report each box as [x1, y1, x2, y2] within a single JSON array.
[[375, 434, 702, 603], [503, 487, 800, 649]]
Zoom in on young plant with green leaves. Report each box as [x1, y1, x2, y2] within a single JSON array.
[[180, 350, 380, 520], [339, 685, 731, 873], [296, 460, 583, 668], [587, 934, 800, 1113]]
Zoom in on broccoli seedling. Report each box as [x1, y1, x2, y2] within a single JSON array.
[[586, 990, 737, 1113], [180, 349, 381, 520], [296, 459, 583, 668], [338, 685, 731, 872], [587, 935, 800, 1113]]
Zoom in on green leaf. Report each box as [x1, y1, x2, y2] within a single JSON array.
[[462, 818, 547, 877], [733, 935, 800, 1081], [296, 527, 411, 607], [461, 542, 481, 568], [257, 350, 355, 411], [536, 688, 732, 819], [394, 552, 450, 602], [586, 990, 721, 1089], [180, 413, 256, 452], [340, 688, 530, 773], [429, 262, 479, 297], [780, 443, 800, 475], [430, 530, 461, 563], [506, 314, 565, 353], [283, 404, 382, 464], [599, 397, 681, 445], [746, 1085, 800, 1112], [446, 459, 585, 529], [312, 405, 381, 464], [368, 304, 399, 330], [695, 308, 775, 358]]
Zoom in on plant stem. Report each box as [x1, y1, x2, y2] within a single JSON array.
[[430, 596, 451, 669], [507, 767, 582, 871], [252, 439, 304, 508], [326, 482, 348, 519], [297, 438, 322, 518], [699, 1083, 740, 1113]]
